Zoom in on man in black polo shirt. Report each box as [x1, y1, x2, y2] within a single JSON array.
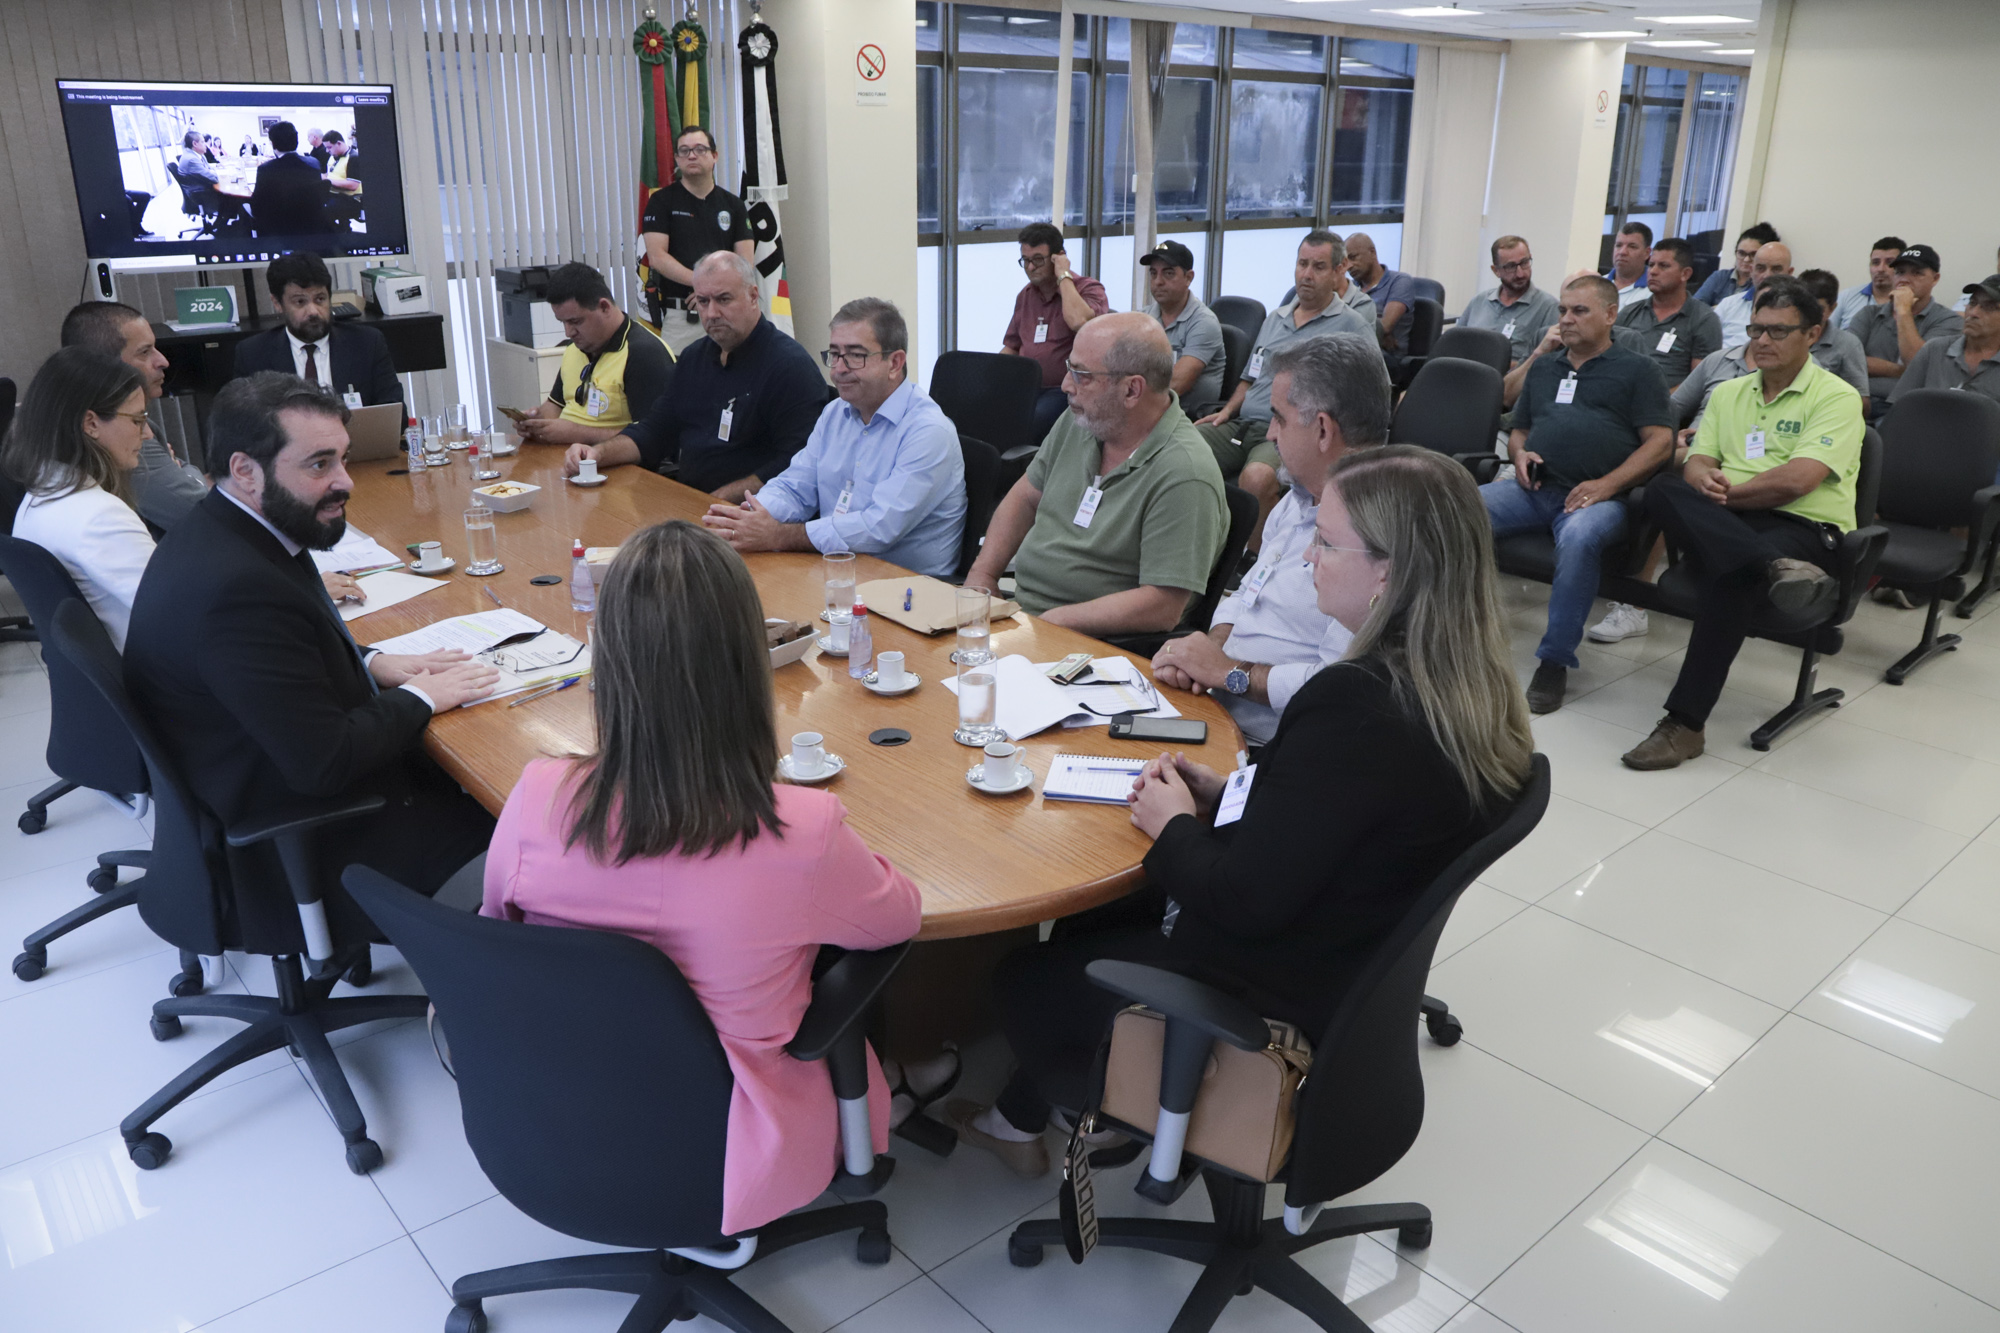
[[1614, 237, 1722, 391], [564, 251, 825, 501], [641, 124, 756, 353], [1481, 275, 1674, 714]]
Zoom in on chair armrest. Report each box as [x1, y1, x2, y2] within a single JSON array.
[[228, 795, 385, 961], [225, 795, 386, 848], [999, 443, 1040, 463], [787, 942, 911, 1062], [1830, 523, 1891, 624], [1455, 453, 1501, 484], [1085, 960, 1267, 1052], [1965, 487, 2000, 573]]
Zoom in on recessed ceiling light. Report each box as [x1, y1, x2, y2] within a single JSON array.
[[1374, 5, 1485, 15], [1709, 47, 1754, 54], [1638, 38, 1721, 47], [1566, 29, 1649, 37], [1638, 13, 1754, 22]]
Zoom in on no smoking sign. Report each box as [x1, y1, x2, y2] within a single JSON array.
[[855, 42, 888, 106]]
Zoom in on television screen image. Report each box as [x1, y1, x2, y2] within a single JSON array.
[[57, 79, 410, 265]]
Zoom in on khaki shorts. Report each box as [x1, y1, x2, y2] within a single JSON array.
[[1195, 418, 1281, 481]]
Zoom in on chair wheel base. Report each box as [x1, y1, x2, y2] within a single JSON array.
[[346, 1137, 383, 1175], [1398, 1219, 1433, 1249], [150, 1014, 183, 1041], [856, 1227, 892, 1265], [344, 956, 373, 988], [1425, 1013, 1463, 1046], [87, 865, 119, 894], [17, 810, 45, 835], [1008, 1235, 1044, 1268], [13, 951, 45, 982], [128, 1132, 171, 1170], [443, 1301, 486, 1333], [168, 969, 204, 998]]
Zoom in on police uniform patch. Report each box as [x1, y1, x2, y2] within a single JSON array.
[[717, 210, 731, 230]]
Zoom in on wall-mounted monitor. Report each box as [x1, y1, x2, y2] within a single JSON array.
[[56, 79, 410, 269]]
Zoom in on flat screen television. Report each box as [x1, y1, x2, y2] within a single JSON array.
[[56, 79, 410, 268]]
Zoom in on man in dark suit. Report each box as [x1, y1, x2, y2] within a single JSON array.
[[231, 251, 403, 408], [248, 120, 329, 238], [125, 372, 497, 941]]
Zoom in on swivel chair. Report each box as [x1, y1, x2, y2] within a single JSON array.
[[955, 434, 1002, 581], [929, 351, 1044, 495], [1390, 358, 1504, 460], [1421, 326, 1512, 378], [1209, 296, 1267, 347]]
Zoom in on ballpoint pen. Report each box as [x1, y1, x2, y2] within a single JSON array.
[[904, 586, 913, 612], [483, 585, 504, 608], [508, 673, 586, 707]]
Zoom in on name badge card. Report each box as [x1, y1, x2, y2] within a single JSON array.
[[1073, 475, 1105, 528], [1745, 428, 1766, 459], [1238, 560, 1277, 606], [718, 399, 735, 443], [585, 384, 609, 418], [1244, 349, 1265, 380], [1034, 319, 1050, 344], [341, 389, 363, 410], [1555, 375, 1579, 405], [1214, 764, 1257, 827], [1502, 321, 1516, 338], [834, 480, 855, 515], [1657, 331, 1677, 354]]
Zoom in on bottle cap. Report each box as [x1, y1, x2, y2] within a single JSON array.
[[852, 600, 868, 616], [572, 538, 585, 556]]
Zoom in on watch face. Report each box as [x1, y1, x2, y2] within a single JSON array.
[[1225, 667, 1250, 695]]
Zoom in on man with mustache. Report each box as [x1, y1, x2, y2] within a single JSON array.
[[230, 251, 403, 410]]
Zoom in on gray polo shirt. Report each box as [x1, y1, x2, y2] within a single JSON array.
[[1613, 296, 1723, 386], [1458, 285, 1560, 366], [1852, 299, 1966, 399], [1335, 280, 1378, 327], [1889, 336, 2000, 407], [1146, 295, 1228, 409], [1240, 299, 1378, 421]]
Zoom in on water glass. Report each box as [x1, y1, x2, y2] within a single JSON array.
[[953, 586, 991, 664], [448, 403, 470, 445], [422, 415, 448, 466], [955, 657, 1001, 747], [464, 504, 503, 575], [823, 550, 856, 621]]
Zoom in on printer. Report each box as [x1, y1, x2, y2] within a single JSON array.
[[497, 266, 565, 349]]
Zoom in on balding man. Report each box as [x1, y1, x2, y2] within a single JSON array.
[[965, 313, 1227, 636], [564, 251, 824, 501], [1345, 231, 1420, 360], [1716, 242, 1793, 351]]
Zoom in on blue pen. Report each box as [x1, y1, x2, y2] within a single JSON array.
[[904, 586, 914, 612]]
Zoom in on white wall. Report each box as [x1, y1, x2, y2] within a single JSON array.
[[1483, 40, 1627, 283], [1741, 0, 2000, 295], [1401, 44, 1502, 311], [764, 0, 921, 364]]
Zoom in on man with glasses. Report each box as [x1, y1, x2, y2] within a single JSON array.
[[701, 298, 965, 578], [641, 124, 756, 353], [514, 262, 674, 449], [1715, 241, 1792, 351], [1002, 221, 1111, 448], [1457, 235, 1559, 370], [1624, 278, 1862, 770], [1694, 222, 1780, 308], [967, 312, 1225, 636]]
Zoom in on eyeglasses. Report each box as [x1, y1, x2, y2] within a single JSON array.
[[1494, 260, 1532, 274], [674, 143, 714, 158], [112, 410, 151, 427], [820, 348, 885, 370], [1308, 530, 1374, 557], [1017, 254, 1052, 269], [571, 356, 597, 406], [1063, 360, 1112, 385], [1735, 247, 1761, 262], [1744, 322, 1807, 342]]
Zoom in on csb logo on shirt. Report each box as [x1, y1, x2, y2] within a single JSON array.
[[1774, 418, 1803, 437]]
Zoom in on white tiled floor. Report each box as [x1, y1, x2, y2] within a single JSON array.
[[3, 586, 2000, 1332]]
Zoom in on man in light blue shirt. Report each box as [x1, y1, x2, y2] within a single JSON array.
[[702, 297, 966, 578]]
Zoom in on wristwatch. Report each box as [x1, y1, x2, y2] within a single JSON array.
[[1223, 662, 1252, 696]]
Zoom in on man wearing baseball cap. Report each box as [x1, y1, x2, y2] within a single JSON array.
[[1890, 278, 2000, 409], [1140, 240, 1228, 409], [1850, 244, 1963, 413]]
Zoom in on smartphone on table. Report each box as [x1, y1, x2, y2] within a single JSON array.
[[1109, 714, 1208, 743]]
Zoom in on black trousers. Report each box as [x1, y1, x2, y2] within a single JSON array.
[[323, 763, 495, 943], [1644, 473, 1838, 729]]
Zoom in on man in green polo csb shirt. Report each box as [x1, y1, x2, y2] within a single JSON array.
[[1624, 277, 1864, 771], [966, 312, 1227, 636]]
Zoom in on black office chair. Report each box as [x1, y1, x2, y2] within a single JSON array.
[[340, 866, 906, 1333], [1409, 276, 1445, 310], [1101, 484, 1260, 661], [956, 434, 1002, 580], [51, 599, 423, 1174], [1390, 358, 1504, 460], [163, 163, 219, 240], [1006, 756, 1552, 1330], [930, 350, 1043, 471], [1209, 296, 1267, 346], [1219, 325, 1251, 404], [1406, 296, 1444, 360], [1871, 390, 2000, 683], [0, 537, 200, 993], [1423, 325, 1512, 377]]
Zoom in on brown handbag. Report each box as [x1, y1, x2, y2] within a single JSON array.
[[1098, 1004, 1313, 1182]]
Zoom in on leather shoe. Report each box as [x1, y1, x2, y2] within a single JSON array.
[[1767, 558, 1837, 617], [1622, 716, 1705, 770], [943, 1099, 1050, 1178], [1526, 660, 1566, 714]]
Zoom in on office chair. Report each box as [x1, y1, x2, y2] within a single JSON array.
[[340, 866, 907, 1333], [955, 434, 1002, 580], [930, 350, 1043, 459], [1006, 756, 1551, 1332], [1101, 484, 1259, 661], [1408, 276, 1446, 311], [51, 600, 422, 1174], [1405, 297, 1445, 361], [1390, 358, 1504, 460], [1208, 296, 1267, 346], [1218, 325, 1252, 403], [0, 537, 201, 994], [1870, 390, 2000, 683], [0, 377, 33, 645], [163, 163, 219, 240], [1422, 325, 1512, 377]]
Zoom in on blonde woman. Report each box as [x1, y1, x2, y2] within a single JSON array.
[[952, 444, 1535, 1175]]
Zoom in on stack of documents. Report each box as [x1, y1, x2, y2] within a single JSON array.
[[312, 525, 406, 574], [364, 609, 591, 705]]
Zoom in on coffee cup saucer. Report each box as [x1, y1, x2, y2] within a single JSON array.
[[815, 635, 850, 657], [966, 762, 1033, 795], [412, 557, 455, 574], [567, 473, 607, 487], [862, 670, 920, 696], [779, 752, 845, 784]]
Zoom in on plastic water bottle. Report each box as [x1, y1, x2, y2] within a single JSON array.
[[846, 600, 873, 679], [570, 538, 595, 612], [405, 421, 426, 472]]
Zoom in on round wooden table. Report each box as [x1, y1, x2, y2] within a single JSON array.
[[342, 445, 1242, 939]]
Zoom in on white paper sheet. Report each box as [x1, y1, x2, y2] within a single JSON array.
[[362, 609, 590, 705], [312, 525, 404, 573], [336, 570, 449, 622], [940, 654, 1181, 737]]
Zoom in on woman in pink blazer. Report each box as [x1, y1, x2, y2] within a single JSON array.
[[481, 520, 921, 1236]]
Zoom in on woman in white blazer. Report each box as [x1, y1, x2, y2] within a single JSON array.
[[4, 348, 158, 650]]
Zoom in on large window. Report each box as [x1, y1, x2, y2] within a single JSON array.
[[916, 8, 1416, 367], [1603, 58, 1745, 278]]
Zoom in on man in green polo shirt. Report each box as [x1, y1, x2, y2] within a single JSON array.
[[1625, 278, 1863, 770], [966, 312, 1226, 636]]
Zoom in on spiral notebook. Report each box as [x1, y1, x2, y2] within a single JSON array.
[[1041, 754, 1147, 804]]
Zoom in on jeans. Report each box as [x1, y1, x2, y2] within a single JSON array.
[[1480, 477, 1630, 669]]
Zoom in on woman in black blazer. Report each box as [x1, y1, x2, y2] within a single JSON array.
[[949, 445, 1537, 1176]]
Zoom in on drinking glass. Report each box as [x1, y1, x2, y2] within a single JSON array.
[[447, 402, 470, 448], [469, 430, 500, 481], [953, 586, 991, 664], [822, 551, 856, 622], [464, 504, 504, 575], [955, 657, 1001, 747], [422, 415, 448, 466]]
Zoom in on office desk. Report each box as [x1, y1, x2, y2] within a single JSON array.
[[341, 447, 1242, 940], [153, 311, 448, 403]]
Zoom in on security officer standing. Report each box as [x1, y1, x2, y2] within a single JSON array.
[[515, 262, 675, 447], [641, 124, 757, 354]]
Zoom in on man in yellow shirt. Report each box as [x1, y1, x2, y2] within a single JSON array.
[[516, 262, 675, 448], [1624, 277, 1864, 770]]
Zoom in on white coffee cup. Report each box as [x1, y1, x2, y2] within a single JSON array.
[[577, 457, 600, 482], [414, 541, 446, 571], [983, 741, 1018, 786], [829, 613, 851, 654], [875, 651, 907, 690], [791, 732, 827, 778]]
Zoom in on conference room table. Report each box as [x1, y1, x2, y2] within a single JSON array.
[[341, 444, 1243, 941]]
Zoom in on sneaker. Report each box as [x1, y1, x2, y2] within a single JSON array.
[[1587, 602, 1650, 642], [1526, 660, 1567, 715], [1766, 558, 1838, 617], [1622, 716, 1706, 770], [1871, 584, 1917, 610]]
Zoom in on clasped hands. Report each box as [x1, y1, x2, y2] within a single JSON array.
[[701, 491, 785, 551], [1127, 750, 1227, 839]]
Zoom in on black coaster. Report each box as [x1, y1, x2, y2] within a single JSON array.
[[868, 728, 912, 746], [528, 574, 563, 586]]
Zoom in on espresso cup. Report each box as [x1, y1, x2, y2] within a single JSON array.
[[983, 741, 1018, 786], [828, 614, 851, 654], [414, 541, 446, 571], [875, 651, 907, 689], [791, 732, 827, 777], [577, 457, 600, 482]]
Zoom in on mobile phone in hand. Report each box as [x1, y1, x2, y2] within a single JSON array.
[[1526, 458, 1545, 485]]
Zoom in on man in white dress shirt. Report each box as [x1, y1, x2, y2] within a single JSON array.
[[1151, 333, 1390, 747]]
